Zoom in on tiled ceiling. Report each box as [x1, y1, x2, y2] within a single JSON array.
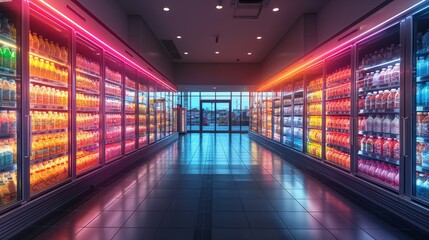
[[116, 0, 328, 63]]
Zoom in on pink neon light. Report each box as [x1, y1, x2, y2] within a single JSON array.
[[258, 0, 426, 91], [31, 0, 176, 92]]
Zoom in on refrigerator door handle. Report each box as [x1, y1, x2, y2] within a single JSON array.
[[350, 118, 354, 147], [402, 117, 408, 158], [26, 115, 32, 158]]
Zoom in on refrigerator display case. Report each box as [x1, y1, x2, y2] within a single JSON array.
[[250, 92, 259, 133], [355, 25, 401, 190], [156, 89, 166, 140], [165, 91, 171, 136], [124, 67, 137, 154], [261, 92, 272, 138], [149, 85, 155, 143], [292, 78, 304, 151], [282, 83, 293, 147], [305, 66, 323, 159], [104, 54, 123, 162], [273, 89, 281, 142], [413, 11, 429, 202], [0, 0, 20, 208], [75, 35, 101, 175], [29, 9, 71, 196], [324, 52, 352, 170], [138, 80, 148, 148]]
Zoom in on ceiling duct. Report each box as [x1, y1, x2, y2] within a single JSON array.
[[161, 40, 181, 60], [231, 0, 270, 19]]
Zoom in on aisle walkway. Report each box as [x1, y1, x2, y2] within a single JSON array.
[[16, 134, 418, 240]]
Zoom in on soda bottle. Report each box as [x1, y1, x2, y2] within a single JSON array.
[[2, 78, 10, 101], [9, 79, 16, 102], [417, 112, 423, 136], [2, 46, 11, 69], [38, 35, 45, 55], [10, 49, 16, 70]]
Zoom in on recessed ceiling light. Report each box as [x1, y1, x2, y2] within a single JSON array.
[[256, 36, 262, 40], [176, 35, 182, 39], [215, 51, 220, 54], [247, 52, 252, 55], [273, 7, 279, 12], [163, 7, 170, 11], [184, 52, 189, 55], [216, 5, 223, 10]]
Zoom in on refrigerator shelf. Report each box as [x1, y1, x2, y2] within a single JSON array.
[[307, 139, 322, 144], [125, 135, 135, 140], [0, 33, 17, 47], [30, 104, 68, 111], [307, 126, 322, 130], [30, 77, 68, 89], [416, 166, 429, 174], [105, 137, 121, 144], [359, 58, 400, 71], [294, 89, 304, 94], [416, 106, 429, 112], [416, 49, 429, 56], [76, 68, 100, 78], [105, 110, 121, 114], [293, 146, 303, 151], [0, 132, 16, 139], [125, 85, 136, 91], [326, 144, 350, 153], [283, 103, 292, 106], [0, 67, 16, 76], [358, 82, 400, 93], [356, 173, 399, 191], [283, 93, 292, 97], [125, 110, 135, 114], [359, 131, 399, 139], [77, 143, 99, 152], [32, 128, 66, 135], [326, 94, 351, 101], [76, 87, 100, 95], [327, 128, 349, 133], [106, 123, 121, 127], [104, 93, 121, 100], [0, 164, 16, 174], [294, 101, 304, 105], [76, 107, 99, 112], [358, 108, 399, 114], [358, 151, 400, 165], [125, 122, 135, 126], [326, 78, 351, 88], [0, 101, 17, 109], [31, 152, 68, 165], [283, 124, 293, 127], [307, 100, 323, 104], [30, 52, 67, 67], [416, 75, 429, 83], [416, 136, 429, 142], [326, 111, 351, 116], [104, 77, 121, 85], [78, 126, 98, 131]]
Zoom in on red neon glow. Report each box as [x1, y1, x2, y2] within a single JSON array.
[[257, 0, 426, 91], [31, 0, 176, 92]]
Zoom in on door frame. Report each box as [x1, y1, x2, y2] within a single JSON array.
[[200, 100, 232, 133]]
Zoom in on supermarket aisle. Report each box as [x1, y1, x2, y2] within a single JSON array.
[[15, 134, 419, 240]]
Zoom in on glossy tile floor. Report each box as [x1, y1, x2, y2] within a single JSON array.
[[15, 134, 420, 240]]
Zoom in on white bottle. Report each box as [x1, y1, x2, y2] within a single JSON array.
[[382, 116, 392, 134], [391, 114, 400, 134], [366, 115, 374, 132]]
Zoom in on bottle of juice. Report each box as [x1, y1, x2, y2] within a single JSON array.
[[374, 137, 383, 155], [381, 90, 389, 109], [383, 138, 393, 157], [382, 116, 392, 134], [387, 89, 397, 109], [394, 89, 400, 108], [417, 112, 424, 136], [379, 68, 386, 85], [2, 46, 11, 69], [32, 32, 39, 52], [375, 91, 382, 109], [393, 139, 400, 160], [422, 113, 429, 136], [370, 91, 377, 109], [38, 35, 45, 55], [391, 115, 400, 135], [2, 78, 10, 101], [0, 77, 3, 101], [10, 49, 16, 70], [9, 79, 15, 102], [392, 63, 400, 84], [366, 136, 374, 153]]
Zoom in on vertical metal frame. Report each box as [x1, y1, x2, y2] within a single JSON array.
[[351, 44, 358, 175], [321, 60, 327, 161], [70, 30, 77, 179], [100, 50, 106, 165]]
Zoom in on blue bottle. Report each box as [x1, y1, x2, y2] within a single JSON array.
[[416, 174, 424, 197]]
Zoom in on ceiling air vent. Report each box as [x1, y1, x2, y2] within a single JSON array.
[[231, 0, 270, 19], [161, 40, 181, 60]]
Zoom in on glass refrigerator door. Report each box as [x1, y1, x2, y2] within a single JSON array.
[[149, 85, 155, 143], [324, 52, 352, 170], [250, 92, 258, 133], [104, 54, 123, 162], [124, 67, 136, 154], [305, 67, 323, 159], [75, 35, 101, 175], [282, 83, 293, 147], [293, 78, 304, 151], [414, 12, 429, 201], [0, 0, 20, 208], [262, 92, 272, 138], [273, 90, 281, 142], [355, 25, 401, 190], [156, 89, 165, 140], [29, 9, 71, 196], [138, 81, 148, 148]]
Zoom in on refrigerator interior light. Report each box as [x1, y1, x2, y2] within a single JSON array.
[[362, 58, 401, 71], [0, 38, 17, 49], [31, 0, 176, 92], [257, 0, 426, 91]]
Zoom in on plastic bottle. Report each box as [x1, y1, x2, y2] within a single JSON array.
[[2, 78, 10, 101], [366, 115, 373, 132], [382, 116, 392, 134], [387, 89, 397, 109], [393, 139, 400, 160], [422, 113, 429, 136], [2, 46, 11, 69], [366, 136, 374, 153], [392, 63, 400, 84], [379, 68, 386, 85], [381, 90, 389, 109], [394, 90, 400, 108], [365, 93, 372, 110], [383, 138, 393, 157], [9, 79, 15, 102], [373, 70, 380, 86], [391, 115, 400, 135], [422, 83, 429, 106], [375, 91, 383, 109], [417, 112, 423, 136], [373, 115, 382, 133], [1, 17, 11, 37]]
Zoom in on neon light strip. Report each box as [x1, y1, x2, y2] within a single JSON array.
[[32, 0, 176, 92], [257, 0, 426, 91], [0, 38, 17, 49], [361, 58, 400, 71]]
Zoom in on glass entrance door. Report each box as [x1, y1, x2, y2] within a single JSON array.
[[201, 100, 231, 132]]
